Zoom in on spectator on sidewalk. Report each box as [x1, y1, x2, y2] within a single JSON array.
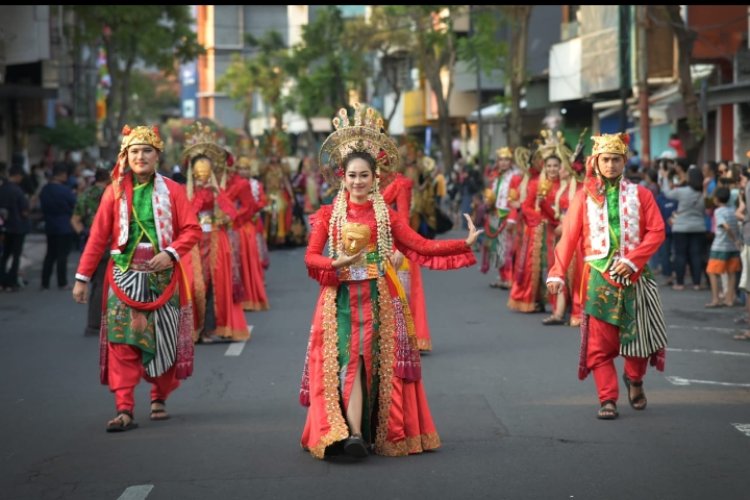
[[71, 168, 111, 335], [39, 162, 77, 290], [0, 165, 31, 291]]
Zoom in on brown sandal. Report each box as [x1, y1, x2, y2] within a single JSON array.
[[597, 400, 619, 420], [150, 399, 170, 421], [106, 410, 138, 432]]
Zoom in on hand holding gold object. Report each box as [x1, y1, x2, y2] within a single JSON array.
[[538, 178, 552, 197], [341, 222, 371, 256]]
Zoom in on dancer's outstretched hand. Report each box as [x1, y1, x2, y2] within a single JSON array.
[[464, 213, 484, 247]]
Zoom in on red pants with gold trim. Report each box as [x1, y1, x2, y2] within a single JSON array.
[[107, 343, 180, 413], [587, 316, 648, 404]]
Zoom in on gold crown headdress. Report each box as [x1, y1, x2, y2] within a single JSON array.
[[319, 103, 400, 189], [119, 125, 164, 153], [496, 147, 513, 159], [182, 122, 229, 169], [591, 133, 629, 156]]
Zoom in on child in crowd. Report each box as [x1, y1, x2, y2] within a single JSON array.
[[706, 186, 741, 307]]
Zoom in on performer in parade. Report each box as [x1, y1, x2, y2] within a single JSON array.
[[232, 153, 270, 311], [72, 125, 201, 432], [299, 104, 481, 459], [482, 147, 519, 290], [183, 123, 250, 343], [546, 132, 668, 420], [508, 135, 564, 314]]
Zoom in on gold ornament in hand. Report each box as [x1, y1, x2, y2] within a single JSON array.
[[341, 222, 371, 256]]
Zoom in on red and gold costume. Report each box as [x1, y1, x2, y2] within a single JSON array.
[[507, 141, 561, 312], [547, 133, 667, 405], [299, 104, 476, 459], [75, 125, 201, 414], [382, 172, 432, 351], [227, 163, 269, 311], [184, 124, 249, 342]]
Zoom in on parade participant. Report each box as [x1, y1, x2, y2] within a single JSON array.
[[381, 152, 432, 351], [184, 124, 249, 343], [541, 141, 585, 326], [546, 133, 667, 420], [299, 104, 481, 459], [508, 140, 564, 313], [260, 132, 295, 246], [232, 154, 270, 310], [71, 168, 111, 336], [483, 147, 517, 290], [72, 125, 201, 432]]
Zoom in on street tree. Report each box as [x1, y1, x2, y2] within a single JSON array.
[[286, 6, 369, 153], [387, 5, 463, 169], [72, 6, 203, 158], [217, 31, 290, 136], [347, 7, 414, 126]]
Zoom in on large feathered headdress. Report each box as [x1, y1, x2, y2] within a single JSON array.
[[318, 103, 400, 190]]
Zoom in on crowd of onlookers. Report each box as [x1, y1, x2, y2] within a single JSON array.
[[624, 150, 750, 340], [0, 155, 112, 292]]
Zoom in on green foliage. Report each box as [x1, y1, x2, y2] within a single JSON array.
[[37, 119, 97, 151], [72, 6, 203, 73], [218, 30, 290, 131], [457, 7, 509, 77], [286, 6, 370, 119], [114, 70, 179, 124]]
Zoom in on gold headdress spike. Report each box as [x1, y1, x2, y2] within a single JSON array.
[[591, 133, 629, 156], [496, 147, 513, 159], [182, 122, 228, 165], [119, 125, 164, 153], [318, 102, 400, 188]]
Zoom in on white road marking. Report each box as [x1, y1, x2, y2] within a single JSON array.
[[117, 485, 154, 500], [224, 325, 252, 356], [665, 376, 750, 388], [668, 325, 735, 333], [731, 423, 750, 438], [667, 347, 750, 357], [225, 342, 246, 357]]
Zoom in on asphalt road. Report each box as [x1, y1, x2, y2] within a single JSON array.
[[1, 230, 749, 500]]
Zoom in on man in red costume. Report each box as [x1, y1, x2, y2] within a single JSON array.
[[72, 125, 201, 432], [546, 132, 668, 420]]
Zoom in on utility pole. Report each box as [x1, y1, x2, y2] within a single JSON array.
[[618, 5, 630, 133], [470, 5, 484, 164], [637, 5, 650, 168]]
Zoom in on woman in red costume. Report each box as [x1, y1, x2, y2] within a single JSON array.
[[72, 125, 201, 432], [299, 104, 481, 459], [229, 155, 270, 311], [508, 141, 564, 314], [381, 154, 434, 351], [540, 143, 584, 326], [184, 123, 249, 343]]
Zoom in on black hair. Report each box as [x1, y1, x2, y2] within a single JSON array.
[[52, 161, 69, 177], [687, 167, 704, 192], [94, 168, 110, 183], [190, 154, 210, 168], [342, 151, 376, 174], [713, 186, 730, 205]]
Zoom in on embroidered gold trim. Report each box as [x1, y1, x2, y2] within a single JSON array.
[[379, 432, 442, 457], [374, 276, 396, 455], [417, 338, 432, 351], [190, 246, 205, 342], [309, 286, 349, 459]]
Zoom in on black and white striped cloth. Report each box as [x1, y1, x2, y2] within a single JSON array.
[[620, 274, 668, 358], [112, 267, 179, 377]]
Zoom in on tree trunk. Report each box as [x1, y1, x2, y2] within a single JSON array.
[[305, 117, 316, 157], [507, 6, 532, 147], [663, 6, 704, 161]]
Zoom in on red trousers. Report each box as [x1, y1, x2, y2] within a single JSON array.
[[587, 316, 648, 404], [107, 343, 180, 413]]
